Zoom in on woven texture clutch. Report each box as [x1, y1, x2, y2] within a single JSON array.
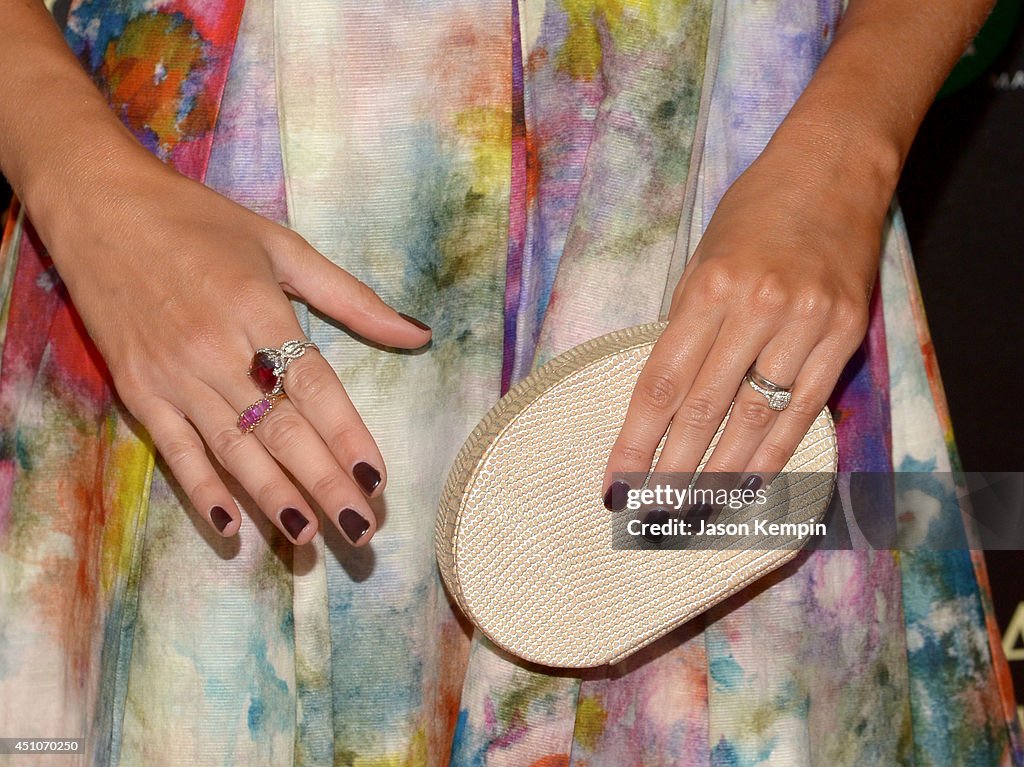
[[436, 321, 837, 668]]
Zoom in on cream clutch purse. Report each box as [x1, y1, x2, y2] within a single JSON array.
[[435, 321, 837, 668]]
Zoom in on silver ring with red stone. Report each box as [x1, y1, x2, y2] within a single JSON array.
[[236, 339, 319, 433]]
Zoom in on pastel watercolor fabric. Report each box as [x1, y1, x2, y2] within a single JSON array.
[[0, 0, 1020, 765]]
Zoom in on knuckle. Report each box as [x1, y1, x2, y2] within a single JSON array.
[[309, 472, 346, 503], [180, 320, 220, 351], [277, 227, 310, 254], [759, 440, 793, 469], [831, 297, 870, 338], [784, 396, 821, 420], [114, 379, 149, 419], [736, 399, 775, 430], [749, 273, 788, 313], [350, 276, 382, 309], [612, 440, 652, 468], [269, 229, 314, 278], [210, 425, 250, 465], [677, 394, 720, 430], [111, 356, 155, 402], [189, 477, 224, 503], [230, 274, 273, 311], [159, 435, 199, 469], [791, 288, 831, 321], [693, 263, 734, 303], [326, 422, 357, 459], [259, 412, 306, 451], [638, 370, 679, 411], [285, 359, 330, 403], [254, 479, 292, 511], [112, 362, 145, 394]]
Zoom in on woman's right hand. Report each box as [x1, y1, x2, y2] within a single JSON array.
[[32, 149, 430, 547]]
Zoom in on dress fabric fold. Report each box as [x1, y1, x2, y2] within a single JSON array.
[[0, 0, 1020, 765]]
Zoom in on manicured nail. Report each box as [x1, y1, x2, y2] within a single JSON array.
[[398, 312, 431, 331], [739, 475, 763, 494], [353, 462, 382, 494], [685, 502, 714, 525], [603, 480, 630, 511], [641, 508, 672, 544], [210, 505, 232, 533], [338, 507, 371, 544], [280, 507, 309, 542]]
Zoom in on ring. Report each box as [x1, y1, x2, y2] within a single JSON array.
[[249, 339, 319, 397], [237, 394, 281, 433], [743, 365, 792, 411], [236, 339, 319, 433]]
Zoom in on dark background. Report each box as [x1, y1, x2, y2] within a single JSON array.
[[896, 7, 1024, 719], [905, 10, 1024, 725], [0, 1, 1022, 719], [899, 16, 1024, 474]]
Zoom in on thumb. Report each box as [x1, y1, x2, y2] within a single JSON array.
[[274, 233, 431, 349]]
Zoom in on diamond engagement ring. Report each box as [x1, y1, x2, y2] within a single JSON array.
[[237, 339, 319, 433], [743, 366, 793, 412]]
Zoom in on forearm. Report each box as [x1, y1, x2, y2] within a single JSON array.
[[0, 0, 156, 242], [762, 0, 994, 221]]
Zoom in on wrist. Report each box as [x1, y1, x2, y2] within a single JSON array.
[[20, 125, 168, 254], [764, 111, 902, 221]]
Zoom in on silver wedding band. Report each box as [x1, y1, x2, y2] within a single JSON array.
[[744, 366, 793, 411]]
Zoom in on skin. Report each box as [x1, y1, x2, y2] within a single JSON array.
[[0, 0, 996, 542], [0, 0, 432, 546], [602, 0, 996, 505]]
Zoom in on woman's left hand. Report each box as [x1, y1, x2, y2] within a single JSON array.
[[602, 133, 888, 508]]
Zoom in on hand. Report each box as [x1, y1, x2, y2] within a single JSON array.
[[39, 154, 430, 545], [602, 137, 884, 510]]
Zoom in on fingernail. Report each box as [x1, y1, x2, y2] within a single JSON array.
[[685, 502, 714, 525], [641, 508, 672, 544], [603, 480, 630, 511], [398, 312, 431, 331], [338, 507, 371, 544], [353, 462, 382, 494], [210, 505, 232, 533], [740, 475, 763, 494], [280, 507, 309, 542]]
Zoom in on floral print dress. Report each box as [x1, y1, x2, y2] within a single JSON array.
[[0, 0, 1020, 765]]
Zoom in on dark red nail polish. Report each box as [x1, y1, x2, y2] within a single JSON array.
[[338, 507, 371, 544], [603, 480, 630, 511], [685, 503, 714, 525], [398, 312, 431, 331], [641, 508, 672, 544], [210, 505, 232, 533], [280, 507, 308, 541], [740, 475, 763, 494], [353, 462, 381, 494]]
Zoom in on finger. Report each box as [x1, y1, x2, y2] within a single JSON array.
[[273, 233, 431, 349], [650, 316, 773, 478], [251, 341, 387, 499], [601, 304, 724, 508], [218, 302, 380, 544], [238, 394, 377, 546], [140, 398, 241, 537], [183, 384, 320, 545], [700, 322, 820, 480], [742, 340, 847, 481]]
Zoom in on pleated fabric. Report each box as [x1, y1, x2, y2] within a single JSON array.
[[0, 0, 1020, 765]]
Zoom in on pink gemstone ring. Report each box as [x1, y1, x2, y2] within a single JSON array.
[[237, 339, 319, 433], [237, 395, 279, 433]]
